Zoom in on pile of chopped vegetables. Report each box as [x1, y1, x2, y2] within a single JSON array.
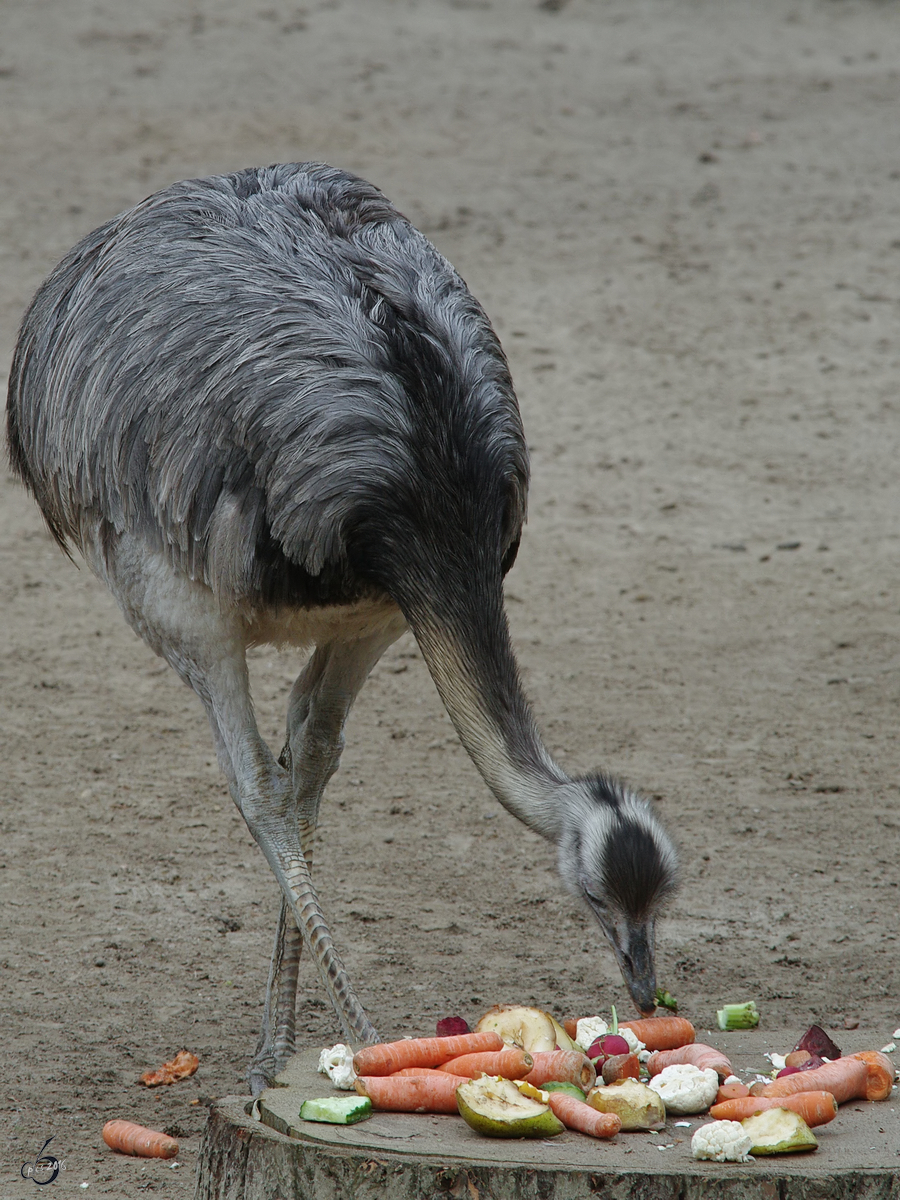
[[298, 1004, 897, 1161]]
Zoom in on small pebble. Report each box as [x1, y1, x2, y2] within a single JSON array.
[[844, 1017, 860, 1030]]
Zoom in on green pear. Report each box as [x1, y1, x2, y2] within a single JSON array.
[[740, 1108, 818, 1154], [456, 1075, 565, 1139]]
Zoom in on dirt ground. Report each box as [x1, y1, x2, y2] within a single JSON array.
[[2, 0, 899, 1195]]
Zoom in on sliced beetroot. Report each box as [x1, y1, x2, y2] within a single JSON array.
[[776, 1065, 802, 1079], [436, 1016, 470, 1037], [793, 1024, 841, 1060]]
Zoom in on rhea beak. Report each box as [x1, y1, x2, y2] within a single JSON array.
[[610, 922, 658, 1017], [592, 906, 658, 1016]]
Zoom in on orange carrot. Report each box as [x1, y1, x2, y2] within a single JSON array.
[[354, 1073, 461, 1113], [849, 1051, 896, 1102], [394, 1067, 451, 1077], [524, 1050, 596, 1091], [564, 1018, 580, 1041], [618, 1017, 695, 1051], [102, 1120, 179, 1159], [353, 1031, 503, 1076], [647, 1044, 733, 1081], [140, 1049, 199, 1087], [546, 1091, 621, 1139], [715, 1081, 750, 1104], [709, 1092, 838, 1128], [761, 1057, 868, 1105], [438, 1048, 533, 1080]]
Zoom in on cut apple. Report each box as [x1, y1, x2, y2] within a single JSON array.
[[456, 1075, 565, 1139], [475, 1005, 577, 1053]]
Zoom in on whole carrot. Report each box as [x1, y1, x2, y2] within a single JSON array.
[[618, 1017, 695, 1051], [438, 1048, 533, 1080], [709, 1092, 838, 1128], [546, 1091, 621, 1139], [525, 1050, 596, 1092], [849, 1051, 896, 1102], [647, 1044, 733, 1082], [353, 1031, 503, 1076], [102, 1120, 179, 1159], [761, 1057, 868, 1105], [355, 1073, 461, 1113], [394, 1067, 450, 1077]]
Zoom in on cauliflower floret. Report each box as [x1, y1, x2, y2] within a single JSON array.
[[648, 1064, 719, 1115], [317, 1043, 357, 1090], [691, 1120, 754, 1162]]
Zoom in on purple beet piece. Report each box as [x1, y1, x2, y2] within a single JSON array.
[[793, 1024, 841, 1060], [436, 1016, 470, 1037], [776, 1065, 802, 1078], [795, 1054, 826, 1072]]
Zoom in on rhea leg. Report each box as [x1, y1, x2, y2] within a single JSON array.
[[247, 629, 404, 1088]]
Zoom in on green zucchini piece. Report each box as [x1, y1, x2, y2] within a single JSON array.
[[299, 1095, 373, 1124]]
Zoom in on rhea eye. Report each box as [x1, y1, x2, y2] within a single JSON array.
[[582, 882, 605, 909]]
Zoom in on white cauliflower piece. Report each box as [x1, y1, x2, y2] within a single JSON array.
[[648, 1064, 719, 1115], [317, 1043, 357, 1090], [691, 1120, 754, 1162], [620, 1027, 646, 1055], [575, 1016, 608, 1050]]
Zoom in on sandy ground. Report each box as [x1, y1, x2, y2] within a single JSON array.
[[1, 0, 899, 1195]]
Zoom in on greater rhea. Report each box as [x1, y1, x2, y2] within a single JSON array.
[[7, 163, 677, 1091]]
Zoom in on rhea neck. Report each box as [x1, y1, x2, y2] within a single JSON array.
[[403, 581, 574, 844]]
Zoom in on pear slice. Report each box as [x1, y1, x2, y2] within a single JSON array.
[[475, 1005, 577, 1053], [586, 1079, 666, 1131], [740, 1108, 818, 1155], [456, 1075, 565, 1139]]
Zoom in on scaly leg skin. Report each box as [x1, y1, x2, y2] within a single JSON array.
[[244, 629, 405, 1092]]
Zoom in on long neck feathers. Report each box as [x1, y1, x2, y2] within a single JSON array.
[[402, 583, 572, 842]]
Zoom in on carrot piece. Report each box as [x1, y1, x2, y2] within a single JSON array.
[[647, 1044, 734, 1082], [140, 1049, 199, 1087], [353, 1031, 504, 1077], [618, 1017, 695, 1051], [546, 1091, 621, 1139], [761, 1057, 869, 1105], [438, 1048, 533, 1080], [564, 1018, 580, 1041], [715, 1081, 750, 1104], [709, 1091, 838, 1127], [849, 1051, 896, 1102], [102, 1120, 179, 1159], [524, 1050, 596, 1091], [354, 1073, 461, 1113]]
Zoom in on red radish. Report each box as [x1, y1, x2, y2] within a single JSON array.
[[587, 1034, 630, 1062]]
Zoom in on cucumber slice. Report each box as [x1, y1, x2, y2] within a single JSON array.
[[542, 1081, 587, 1100], [299, 1095, 373, 1124]]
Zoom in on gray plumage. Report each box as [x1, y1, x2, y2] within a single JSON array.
[[8, 162, 677, 1089]]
